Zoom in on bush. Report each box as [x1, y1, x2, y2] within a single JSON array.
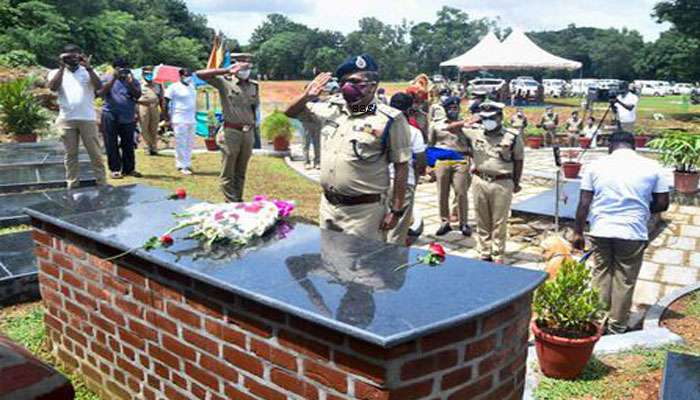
[[0, 50, 38, 68], [648, 131, 700, 173], [524, 124, 543, 137], [261, 110, 293, 141], [533, 259, 603, 338], [0, 77, 50, 136]]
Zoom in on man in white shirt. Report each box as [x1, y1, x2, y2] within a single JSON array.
[[164, 68, 197, 175], [47, 44, 107, 189], [613, 84, 639, 132], [574, 131, 670, 334], [387, 92, 427, 245]]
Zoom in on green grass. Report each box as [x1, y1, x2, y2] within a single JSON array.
[[0, 224, 30, 235], [0, 303, 100, 400], [686, 291, 700, 319], [545, 95, 700, 119]]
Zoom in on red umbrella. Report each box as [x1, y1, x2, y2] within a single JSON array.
[[153, 64, 182, 84]]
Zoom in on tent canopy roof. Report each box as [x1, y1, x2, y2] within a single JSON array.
[[440, 30, 582, 71]]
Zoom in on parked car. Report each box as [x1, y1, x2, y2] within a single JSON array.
[[431, 74, 446, 84], [673, 83, 694, 95], [510, 78, 541, 97], [640, 82, 666, 97], [467, 78, 506, 96], [570, 79, 599, 96], [543, 79, 567, 97]]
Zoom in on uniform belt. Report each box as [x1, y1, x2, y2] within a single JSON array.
[[473, 170, 513, 182], [323, 191, 381, 206], [224, 122, 254, 132]]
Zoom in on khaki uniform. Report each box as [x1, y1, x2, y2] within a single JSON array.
[[57, 119, 107, 189], [300, 95, 412, 241], [413, 104, 429, 142], [564, 117, 582, 147], [510, 114, 528, 136], [138, 83, 162, 152], [539, 113, 558, 146], [430, 120, 471, 226], [209, 76, 259, 202], [465, 127, 524, 262]]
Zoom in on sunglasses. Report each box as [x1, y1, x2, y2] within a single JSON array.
[[340, 79, 377, 87]]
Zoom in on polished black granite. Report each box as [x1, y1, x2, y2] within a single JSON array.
[[0, 231, 36, 279], [25, 185, 547, 347], [0, 163, 96, 193], [0, 141, 89, 167], [512, 181, 581, 220], [660, 352, 700, 400]]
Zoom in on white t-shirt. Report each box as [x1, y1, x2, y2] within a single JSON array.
[[581, 149, 670, 241], [164, 82, 197, 124], [390, 125, 426, 186], [615, 92, 639, 124], [47, 66, 96, 121]]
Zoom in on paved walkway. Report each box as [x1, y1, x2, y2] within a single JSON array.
[[286, 145, 700, 319]]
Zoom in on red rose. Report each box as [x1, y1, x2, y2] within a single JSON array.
[[175, 188, 187, 199], [429, 243, 446, 258], [160, 235, 174, 246]]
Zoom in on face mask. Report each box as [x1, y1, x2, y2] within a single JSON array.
[[182, 76, 192, 85], [236, 69, 251, 80], [144, 73, 153, 82], [341, 82, 366, 105], [446, 109, 460, 121], [483, 119, 499, 131]]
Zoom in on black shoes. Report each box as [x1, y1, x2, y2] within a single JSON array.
[[435, 223, 452, 236], [460, 224, 472, 237]]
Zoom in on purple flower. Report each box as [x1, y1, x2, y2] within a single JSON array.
[[273, 200, 295, 218], [253, 195, 268, 202]]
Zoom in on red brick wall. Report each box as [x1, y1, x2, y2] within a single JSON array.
[[33, 226, 532, 400]]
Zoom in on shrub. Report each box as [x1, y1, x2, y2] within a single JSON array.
[[0, 77, 50, 136], [533, 259, 603, 338], [524, 124, 543, 137], [261, 110, 293, 141], [648, 131, 700, 173], [0, 50, 38, 68]]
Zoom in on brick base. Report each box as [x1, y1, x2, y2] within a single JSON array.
[[33, 225, 532, 400]]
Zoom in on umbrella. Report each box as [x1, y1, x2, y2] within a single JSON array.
[[153, 64, 182, 84]]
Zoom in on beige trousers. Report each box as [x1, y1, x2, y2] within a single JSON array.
[[386, 185, 415, 246], [218, 127, 254, 202], [544, 129, 556, 146], [139, 105, 160, 151], [589, 236, 647, 334], [319, 196, 386, 242], [472, 175, 513, 262], [435, 161, 470, 225], [57, 119, 107, 189]]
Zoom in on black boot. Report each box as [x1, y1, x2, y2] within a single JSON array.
[[435, 223, 452, 236], [460, 224, 472, 237]]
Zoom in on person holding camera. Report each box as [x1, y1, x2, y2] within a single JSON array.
[[612, 84, 639, 132], [48, 45, 107, 189], [98, 58, 142, 179]]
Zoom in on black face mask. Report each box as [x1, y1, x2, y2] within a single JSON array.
[[446, 110, 460, 121]]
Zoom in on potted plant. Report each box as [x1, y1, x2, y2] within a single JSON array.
[[532, 259, 603, 380], [578, 136, 592, 149], [634, 127, 650, 148], [262, 110, 293, 151], [648, 131, 700, 193], [525, 126, 544, 149], [0, 77, 49, 142], [561, 149, 582, 179], [204, 109, 220, 151]]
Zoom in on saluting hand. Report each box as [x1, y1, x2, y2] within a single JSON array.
[[305, 72, 332, 99], [229, 62, 251, 75]]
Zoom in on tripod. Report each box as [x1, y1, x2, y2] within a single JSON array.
[[577, 100, 620, 163]]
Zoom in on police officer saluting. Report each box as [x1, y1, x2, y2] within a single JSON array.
[[286, 54, 412, 241], [465, 101, 524, 263], [196, 53, 260, 202]]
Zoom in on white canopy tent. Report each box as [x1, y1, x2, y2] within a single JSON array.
[[440, 30, 582, 72]]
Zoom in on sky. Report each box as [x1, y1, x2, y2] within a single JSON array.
[[185, 0, 671, 45]]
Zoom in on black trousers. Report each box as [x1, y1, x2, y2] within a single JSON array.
[[102, 112, 136, 174]]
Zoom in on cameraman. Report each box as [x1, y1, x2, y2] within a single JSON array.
[[612, 84, 639, 132], [98, 58, 142, 179]]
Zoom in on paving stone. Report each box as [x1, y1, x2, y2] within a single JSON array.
[[638, 261, 661, 281], [677, 206, 700, 215], [680, 225, 700, 238], [689, 252, 700, 269], [649, 234, 668, 248], [667, 236, 697, 251], [633, 280, 664, 306], [661, 266, 699, 286], [651, 249, 685, 265]]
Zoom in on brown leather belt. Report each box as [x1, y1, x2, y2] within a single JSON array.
[[324, 191, 381, 206], [224, 122, 254, 132], [473, 170, 513, 182]]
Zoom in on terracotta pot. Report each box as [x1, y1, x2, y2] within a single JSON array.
[[532, 321, 603, 380], [634, 136, 649, 148], [273, 136, 290, 151], [526, 136, 543, 149], [562, 162, 582, 179], [579, 137, 592, 149], [674, 171, 700, 194], [14, 133, 37, 143], [204, 138, 219, 152]]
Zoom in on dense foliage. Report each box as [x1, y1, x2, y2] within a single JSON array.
[[0, 77, 49, 135], [648, 131, 700, 173], [261, 110, 293, 141]]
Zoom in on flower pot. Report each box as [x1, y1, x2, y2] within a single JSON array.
[[273, 136, 290, 151], [634, 136, 649, 148], [562, 162, 582, 179], [204, 138, 219, 151], [14, 133, 37, 143], [527, 136, 543, 149], [674, 171, 700, 194], [532, 321, 603, 380], [579, 137, 592, 149]]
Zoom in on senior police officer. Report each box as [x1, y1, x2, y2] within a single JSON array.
[[538, 106, 559, 146], [465, 101, 524, 263], [430, 96, 472, 236], [285, 54, 412, 241], [196, 54, 260, 202], [564, 110, 583, 147]]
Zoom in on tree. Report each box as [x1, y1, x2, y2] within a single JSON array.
[[248, 14, 309, 52], [256, 31, 310, 79], [304, 47, 345, 76], [635, 28, 700, 81], [654, 0, 700, 38]]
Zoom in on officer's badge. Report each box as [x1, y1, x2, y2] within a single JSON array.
[[362, 124, 373, 134], [356, 56, 367, 69]]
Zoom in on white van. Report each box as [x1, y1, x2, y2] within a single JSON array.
[[634, 80, 671, 96], [570, 79, 598, 96], [543, 79, 567, 97], [673, 83, 695, 95]]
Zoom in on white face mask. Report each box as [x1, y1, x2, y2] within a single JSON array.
[[483, 119, 499, 131], [236, 69, 251, 80]]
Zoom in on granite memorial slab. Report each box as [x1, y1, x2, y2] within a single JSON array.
[[0, 231, 38, 305], [660, 351, 700, 400], [0, 140, 88, 167], [512, 181, 581, 220], [25, 184, 547, 346], [0, 162, 96, 193]]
